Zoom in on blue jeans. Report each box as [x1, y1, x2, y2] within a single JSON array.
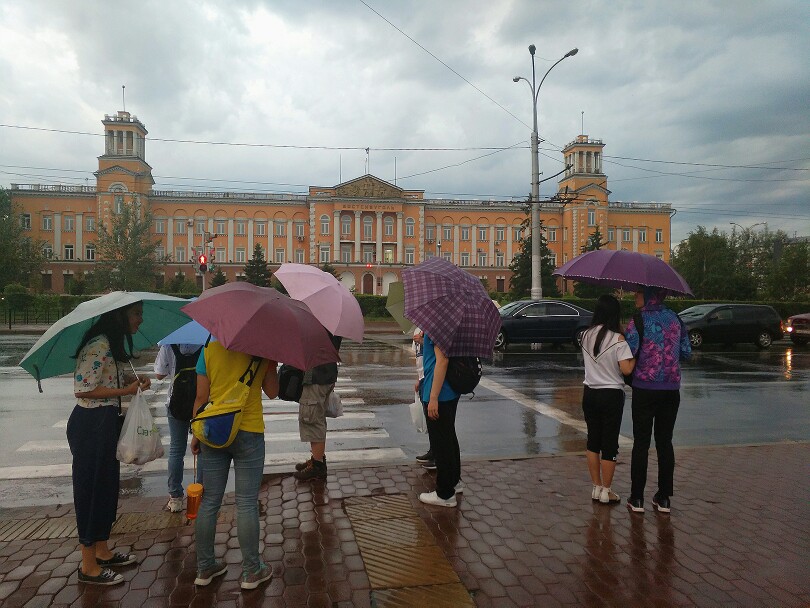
[[166, 408, 202, 498], [195, 430, 265, 575]]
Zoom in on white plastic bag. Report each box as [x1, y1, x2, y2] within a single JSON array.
[[325, 390, 343, 418], [409, 393, 427, 434], [116, 388, 164, 465]]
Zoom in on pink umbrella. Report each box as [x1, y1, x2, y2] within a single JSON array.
[[181, 282, 340, 370], [274, 263, 365, 342]]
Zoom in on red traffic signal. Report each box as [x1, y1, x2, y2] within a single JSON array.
[[198, 254, 208, 273], [366, 263, 373, 269]]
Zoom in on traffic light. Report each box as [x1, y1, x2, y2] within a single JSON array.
[[366, 263, 373, 269], [198, 254, 208, 273]]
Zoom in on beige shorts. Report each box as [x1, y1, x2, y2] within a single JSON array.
[[298, 384, 333, 442]]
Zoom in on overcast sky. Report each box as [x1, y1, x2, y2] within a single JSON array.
[[1, 0, 808, 243]]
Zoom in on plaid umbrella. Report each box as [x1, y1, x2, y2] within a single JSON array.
[[401, 257, 500, 358]]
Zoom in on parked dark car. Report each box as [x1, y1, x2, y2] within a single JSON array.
[[785, 312, 810, 346], [678, 304, 783, 349], [494, 300, 593, 350]]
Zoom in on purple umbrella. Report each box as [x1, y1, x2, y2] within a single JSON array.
[[181, 282, 340, 370], [402, 257, 501, 358], [553, 249, 693, 296]]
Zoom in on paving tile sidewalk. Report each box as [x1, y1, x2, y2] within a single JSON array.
[[0, 442, 807, 607]]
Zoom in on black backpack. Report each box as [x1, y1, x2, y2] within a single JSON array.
[[446, 356, 482, 396], [278, 364, 305, 402], [168, 345, 203, 421]]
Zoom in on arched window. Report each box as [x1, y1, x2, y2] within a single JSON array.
[[384, 216, 394, 236], [341, 215, 352, 235], [363, 216, 373, 239], [320, 215, 330, 235], [405, 217, 415, 237]]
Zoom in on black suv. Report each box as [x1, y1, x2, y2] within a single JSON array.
[[678, 304, 783, 349], [495, 300, 593, 350]]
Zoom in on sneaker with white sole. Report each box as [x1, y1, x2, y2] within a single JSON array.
[[166, 497, 184, 513], [652, 493, 671, 513], [419, 491, 457, 507], [592, 485, 603, 501], [454, 481, 464, 494], [77, 566, 124, 586], [415, 450, 434, 463], [195, 562, 227, 586], [626, 497, 645, 513], [240, 564, 272, 590], [599, 487, 620, 504]]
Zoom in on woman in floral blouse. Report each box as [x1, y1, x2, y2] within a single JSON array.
[[70, 302, 151, 586]]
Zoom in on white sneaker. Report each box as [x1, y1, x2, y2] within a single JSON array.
[[454, 481, 464, 494], [166, 497, 184, 513], [419, 491, 457, 507], [599, 487, 620, 504], [592, 485, 603, 501]]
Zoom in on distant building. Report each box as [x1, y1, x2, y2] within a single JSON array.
[[10, 111, 673, 294]]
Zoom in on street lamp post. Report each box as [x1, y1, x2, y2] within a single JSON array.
[[514, 45, 578, 300]]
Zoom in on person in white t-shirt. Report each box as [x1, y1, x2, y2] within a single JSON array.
[[581, 294, 635, 505]]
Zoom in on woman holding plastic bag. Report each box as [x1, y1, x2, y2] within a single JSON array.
[[70, 302, 151, 586]]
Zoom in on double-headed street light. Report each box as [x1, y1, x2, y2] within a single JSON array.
[[514, 44, 578, 300]]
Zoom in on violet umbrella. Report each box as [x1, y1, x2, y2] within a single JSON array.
[[181, 282, 340, 370], [552, 249, 693, 296], [273, 263, 365, 342], [401, 257, 500, 358]]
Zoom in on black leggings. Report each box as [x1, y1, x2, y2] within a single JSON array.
[[66, 405, 121, 546], [424, 397, 461, 500], [582, 386, 625, 461]]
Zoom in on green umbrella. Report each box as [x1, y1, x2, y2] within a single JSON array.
[[385, 281, 414, 333], [19, 291, 191, 390]]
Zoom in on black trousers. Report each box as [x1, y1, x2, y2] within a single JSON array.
[[67, 405, 121, 546], [582, 386, 625, 462], [630, 388, 680, 500], [424, 397, 461, 500]]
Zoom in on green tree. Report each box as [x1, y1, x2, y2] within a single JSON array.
[[244, 244, 271, 286], [92, 201, 161, 291], [671, 227, 738, 299], [574, 227, 608, 298], [209, 268, 228, 288], [0, 188, 45, 290], [508, 210, 560, 299], [168, 272, 199, 294], [319, 262, 339, 278], [766, 239, 809, 301]]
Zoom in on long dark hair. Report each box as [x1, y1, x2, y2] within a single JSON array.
[[74, 304, 136, 362], [587, 294, 622, 356]]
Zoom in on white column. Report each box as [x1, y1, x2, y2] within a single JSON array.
[[75, 213, 83, 260], [227, 219, 234, 261], [396, 212, 403, 263], [187, 223, 194, 261], [471, 224, 478, 264], [53, 213, 62, 258], [375, 212, 383, 263], [507, 227, 513, 262], [354, 211, 362, 262], [167, 218, 174, 254], [488, 226, 495, 264], [287, 219, 294, 262], [247, 219, 254, 257], [453, 226, 460, 265], [333, 210, 340, 259]]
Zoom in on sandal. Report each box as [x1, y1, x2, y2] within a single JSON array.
[[78, 566, 124, 586], [96, 552, 137, 567]]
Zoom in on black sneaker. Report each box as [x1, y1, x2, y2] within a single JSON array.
[[294, 457, 327, 481], [96, 552, 137, 567], [421, 461, 437, 470], [626, 497, 644, 513], [78, 566, 124, 586], [652, 493, 671, 513], [415, 450, 434, 463]]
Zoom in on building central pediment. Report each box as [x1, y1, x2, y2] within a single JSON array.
[[335, 175, 404, 199]]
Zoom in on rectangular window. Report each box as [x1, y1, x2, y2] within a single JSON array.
[[321, 218, 330, 235], [341, 248, 352, 263], [495, 252, 504, 267], [216, 219, 226, 235], [342, 221, 352, 235], [384, 248, 394, 263], [154, 218, 166, 234], [296, 223, 305, 237], [275, 221, 286, 237], [405, 221, 414, 237], [21, 213, 31, 230], [461, 226, 470, 241], [478, 252, 487, 266], [86, 216, 95, 232], [235, 247, 246, 263], [175, 246, 186, 263], [216, 247, 225, 262], [43, 244, 53, 259], [563, 253, 569, 263], [63, 216, 75, 232], [236, 221, 246, 236], [85, 244, 95, 261], [155, 246, 165, 260], [42, 215, 53, 231], [623, 229, 631, 242], [405, 248, 414, 264], [496, 227, 505, 242], [478, 227, 488, 241], [442, 252, 452, 262], [295, 249, 304, 263], [175, 219, 187, 235], [443, 226, 452, 241], [363, 222, 372, 239], [563, 227, 568, 242], [275, 248, 285, 264], [255, 222, 266, 237], [319, 246, 330, 263], [548, 228, 557, 242], [386, 222, 394, 237], [426, 226, 435, 241], [64, 244, 74, 260], [656, 229, 663, 243], [460, 252, 470, 266], [588, 209, 596, 226], [363, 248, 374, 263], [513, 227, 522, 241], [639, 229, 647, 243], [608, 228, 615, 242], [114, 195, 124, 214], [549, 253, 557, 268], [195, 220, 206, 235]]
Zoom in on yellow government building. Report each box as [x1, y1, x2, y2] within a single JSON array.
[[10, 110, 673, 295]]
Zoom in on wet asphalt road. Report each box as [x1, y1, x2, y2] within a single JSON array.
[[0, 333, 808, 508]]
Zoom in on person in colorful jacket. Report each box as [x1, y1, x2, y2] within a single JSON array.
[[625, 287, 691, 514]]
